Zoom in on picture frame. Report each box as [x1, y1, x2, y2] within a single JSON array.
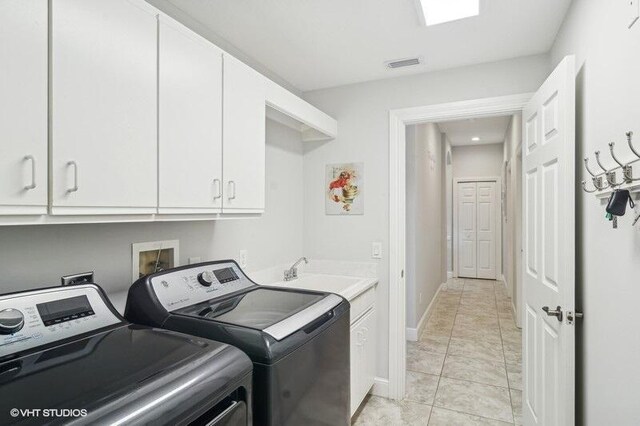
[[325, 162, 364, 215]]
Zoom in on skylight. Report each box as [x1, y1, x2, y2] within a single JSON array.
[[418, 0, 480, 26]]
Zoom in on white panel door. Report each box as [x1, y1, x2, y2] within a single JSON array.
[[522, 55, 575, 426], [476, 181, 497, 279], [457, 182, 477, 278], [223, 55, 266, 213], [51, 0, 158, 214], [0, 0, 47, 215], [158, 16, 223, 213]]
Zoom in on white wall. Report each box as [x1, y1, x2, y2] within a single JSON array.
[[145, 0, 300, 95], [451, 142, 506, 277], [502, 113, 522, 310], [0, 120, 304, 294], [443, 135, 454, 274], [550, 1, 640, 424], [405, 123, 443, 330], [302, 53, 551, 380], [452, 143, 504, 179]]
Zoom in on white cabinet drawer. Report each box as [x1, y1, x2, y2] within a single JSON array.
[[350, 285, 376, 324]]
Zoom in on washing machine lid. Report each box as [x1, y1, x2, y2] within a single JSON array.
[[0, 324, 243, 425], [180, 288, 343, 340]]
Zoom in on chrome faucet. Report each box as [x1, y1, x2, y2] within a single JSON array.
[[284, 257, 308, 281]]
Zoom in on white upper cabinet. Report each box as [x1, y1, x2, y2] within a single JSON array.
[[50, 0, 158, 215], [0, 0, 48, 215], [158, 16, 223, 214], [222, 55, 266, 213]]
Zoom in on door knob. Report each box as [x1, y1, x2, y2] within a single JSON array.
[[542, 305, 563, 322]]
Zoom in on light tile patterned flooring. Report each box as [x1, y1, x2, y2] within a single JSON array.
[[352, 278, 522, 425]]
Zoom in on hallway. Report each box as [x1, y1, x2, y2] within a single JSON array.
[[353, 278, 522, 425]]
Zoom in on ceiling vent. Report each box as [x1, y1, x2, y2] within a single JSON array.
[[385, 57, 422, 69]]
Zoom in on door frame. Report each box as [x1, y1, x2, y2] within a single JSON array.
[[453, 177, 502, 280], [387, 93, 532, 400]]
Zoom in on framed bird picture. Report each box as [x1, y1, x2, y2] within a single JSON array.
[[325, 162, 364, 215]]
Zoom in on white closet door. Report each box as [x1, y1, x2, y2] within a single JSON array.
[[0, 0, 48, 215], [158, 16, 223, 213], [476, 181, 497, 279], [457, 182, 477, 278]]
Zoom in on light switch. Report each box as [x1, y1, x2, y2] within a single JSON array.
[[630, 0, 639, 28], [371, 242, 382, 259], [239, 250, 248, 267]]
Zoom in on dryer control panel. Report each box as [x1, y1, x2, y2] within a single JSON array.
[[0, 285, 121, 358], [149, 262, 255, 312]]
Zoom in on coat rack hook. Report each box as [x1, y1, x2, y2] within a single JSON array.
[[583, 157, 597, 177], [627, 131, 640, 159], [581, 180, 597, 193], [594, 150, 609, 173], [608, 142, 625, 168]]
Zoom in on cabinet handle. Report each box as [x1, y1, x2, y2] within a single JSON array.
[[213, 179, 222, 200], [356, 330, 364, 347], [24, 155, 36, 190], [67, 161, 79, 193], [228, 181, 236, 200]]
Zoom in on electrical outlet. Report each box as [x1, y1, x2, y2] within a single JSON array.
[[630, 0, 639, 28], [188, 257, 201, 265], [239, 250, 248, 267], [371, 242, 382, 259]]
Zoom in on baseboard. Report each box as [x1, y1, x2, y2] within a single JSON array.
[[405, 283, 444, 342], [511, 299, 522, 329], [447, 271, 453, 279], [370, 377, 389, 398], [501, 275, 512, 298]]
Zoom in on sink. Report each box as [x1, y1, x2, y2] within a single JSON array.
[[268, 273, 376, 301]]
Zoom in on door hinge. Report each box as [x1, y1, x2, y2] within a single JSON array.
[[566, 310, 584, 325]]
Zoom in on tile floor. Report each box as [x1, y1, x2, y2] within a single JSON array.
[[352, 278, 522, 425]]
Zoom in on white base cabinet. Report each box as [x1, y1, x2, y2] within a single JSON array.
[[349, 286, 377, 416]]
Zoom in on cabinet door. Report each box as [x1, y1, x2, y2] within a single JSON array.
[[51, 0, 158, 214], [359, 308, 377, 398], [158, 17, 223, 213], [350, 307, 377, 415], [0, 0, 47, 214], [222, 55, 265, 213], [350, 320, 362, 416]]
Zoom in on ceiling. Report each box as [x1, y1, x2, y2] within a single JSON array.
[[438, 116, 511, 146], [164, 0, 572, 91]]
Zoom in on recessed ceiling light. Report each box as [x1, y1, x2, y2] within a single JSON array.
[[472, 137, 480, 141], [417, 0, 480, 27]]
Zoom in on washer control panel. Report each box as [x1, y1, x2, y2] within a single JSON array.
[[0, 285, 120, 358], [149, 262, 254, 311]]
